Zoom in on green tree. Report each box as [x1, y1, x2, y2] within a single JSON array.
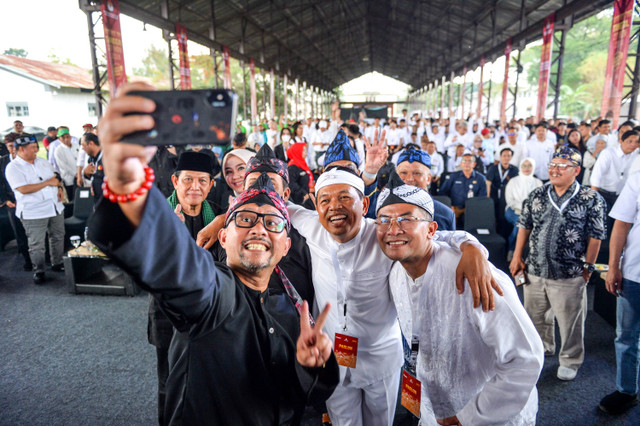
[[3, 48, 28, 57]]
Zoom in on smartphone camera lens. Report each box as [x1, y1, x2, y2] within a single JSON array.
[[207, 91, 227, 107]]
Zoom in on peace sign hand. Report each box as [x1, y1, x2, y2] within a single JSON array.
[[296, 301, 332, 368]]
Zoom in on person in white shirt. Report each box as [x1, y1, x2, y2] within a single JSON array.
[[443, 121, 475, 156], [590, 129, 640, 236], [502, 125, 526, 167], [312, 120, 333, 162], [262, 119, 278, 148], [384, 120, 404, 155], [288, 153, 502, 425], [599, 171, 640, 415], [423, 139, 444, 192], [523, 123, 555, 181], [375, 175, 543, 425], [53, 128, 80, 200], [587, 119, 616, 152], [427, 122, 446, 154], [5, 135, 65, 284], [364, 117, 383, 144]]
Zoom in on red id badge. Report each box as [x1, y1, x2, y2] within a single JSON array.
[[334, 333, 358, 368], [401, 370, 421, 418]]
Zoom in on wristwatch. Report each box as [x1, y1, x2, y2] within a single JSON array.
[[583, 263, 596, 273]]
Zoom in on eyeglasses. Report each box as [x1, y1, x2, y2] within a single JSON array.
[[374, 216, 429, 231], [507, 132, 517, 136], [548, 163, 576, 170], [228, 210, 287, 233]]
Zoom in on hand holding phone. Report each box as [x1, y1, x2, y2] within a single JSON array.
[[122, 89, 238, 146]]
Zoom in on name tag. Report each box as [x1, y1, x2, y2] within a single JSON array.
[[334, 333, 358, 368], [454, 181, 462, 185], [401, 370, 421, 418]]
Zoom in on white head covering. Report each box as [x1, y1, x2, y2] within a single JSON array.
[[222, 149, 255, 174], [507, 157, 539, 211], [315, 168, 365, 194]]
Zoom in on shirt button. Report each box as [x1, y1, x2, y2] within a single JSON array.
[[269, 327, 274, 334]]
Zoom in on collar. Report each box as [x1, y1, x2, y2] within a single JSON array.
[[615, 145, 624, 158]]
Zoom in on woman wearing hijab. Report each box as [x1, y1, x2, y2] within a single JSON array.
[[286, 142, 315, 206], [566, 129, 587, 183], [504, 157, 543, 259], [209, 149, 255, 215]]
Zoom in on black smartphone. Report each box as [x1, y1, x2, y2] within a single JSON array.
[[122, 89, 238, 146]]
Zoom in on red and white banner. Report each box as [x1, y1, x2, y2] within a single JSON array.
[[601, 0, 635, 127], [477, 56, 485, 119], [536, 14, 555, 122], [249, 59, 257, 124], [100, 0, 127, 95], [222, 46, 232, 89], [270, 69, 275, 119], [460, 65, 467, 119], [501, 39, 512, 123], [175, 24, 191, 90]]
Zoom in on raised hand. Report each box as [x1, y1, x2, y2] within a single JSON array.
[[363, 133, 388, 174], [174, 204, 185, 223], [296, 301, 332, 368]]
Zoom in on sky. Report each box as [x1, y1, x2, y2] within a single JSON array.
[[0, 0, 207, 74]]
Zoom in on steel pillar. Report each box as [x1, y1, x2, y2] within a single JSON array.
[[548, 15, 572, 119], [622, 0, 640, 121], [81, 2, 108, 118], [509, 51, 523, 120]]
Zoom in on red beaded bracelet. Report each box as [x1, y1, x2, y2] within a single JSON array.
[[102, 166, 155, 203]]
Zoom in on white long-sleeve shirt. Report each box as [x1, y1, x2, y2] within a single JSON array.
[[589, 145, 639, 193], [390, 243, 543, 425], [287, 203, 479, 388], [523, 138, 555, 180], [53, 142, 80, 186]]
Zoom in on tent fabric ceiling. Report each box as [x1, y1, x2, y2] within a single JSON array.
[[117, 0, 610, 91]]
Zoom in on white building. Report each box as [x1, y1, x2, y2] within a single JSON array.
[[0, 54, 99, 137]]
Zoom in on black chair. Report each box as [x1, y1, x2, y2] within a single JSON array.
[[64, 188, 95, 246], [432, 195, 452, 208], [463, 197, 508, 272], [0, 206, 15, 251]]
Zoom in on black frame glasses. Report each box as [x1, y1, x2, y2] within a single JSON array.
[[228, 210, 287, 233]]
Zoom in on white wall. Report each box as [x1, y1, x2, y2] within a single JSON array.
[[0, 68, 98, 138]]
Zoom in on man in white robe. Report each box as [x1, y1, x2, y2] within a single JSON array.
[[375, 173, 544, 425]]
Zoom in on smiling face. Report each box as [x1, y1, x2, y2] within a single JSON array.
[[316, 184, 368, 243], [520, 160, 533, 176], [172, 171, 214, 207], [397, 161, 431, 189], [18, 143, 39, 163], [219, 203, 291, 275], [548, 158, 579, 187], [375, 203, 437, 263], [224, 154, 247, 193]]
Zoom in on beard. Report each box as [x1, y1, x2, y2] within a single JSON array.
[[238, 250, 273, 273]]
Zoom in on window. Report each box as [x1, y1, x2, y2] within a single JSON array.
[[6, 102, 29, 117], [88, 103, 97, 117]]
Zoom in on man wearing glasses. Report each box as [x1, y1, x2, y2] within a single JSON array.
[[510, 145, 606, 381], [375, 173, 543, 425], [503, 125, 525, 167], [87, 82, 340, 424]]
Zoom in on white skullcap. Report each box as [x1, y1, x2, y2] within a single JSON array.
[[315, 168, 365, 195], [319, 120, 328, 129]]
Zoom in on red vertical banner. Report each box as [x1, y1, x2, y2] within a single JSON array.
[[270, 68, 275, 119], [249, 59, 258, 124], [476, 56, 485, 119], [222, 46, 232, 89], [601, 0, 635, 127], [536, 14, 555, 122], [460, 65, 467, 120], [175, 24, 191, 90], [100, 0, 127, 95], [501, 39, 512, 123]]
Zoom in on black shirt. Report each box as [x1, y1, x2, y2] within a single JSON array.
[[183, 212, 204, 240], [89, 187, 339, 425], [485, 163, 519, 200]]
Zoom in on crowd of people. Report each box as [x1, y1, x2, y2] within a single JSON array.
[[2, 82, 640, 424]]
